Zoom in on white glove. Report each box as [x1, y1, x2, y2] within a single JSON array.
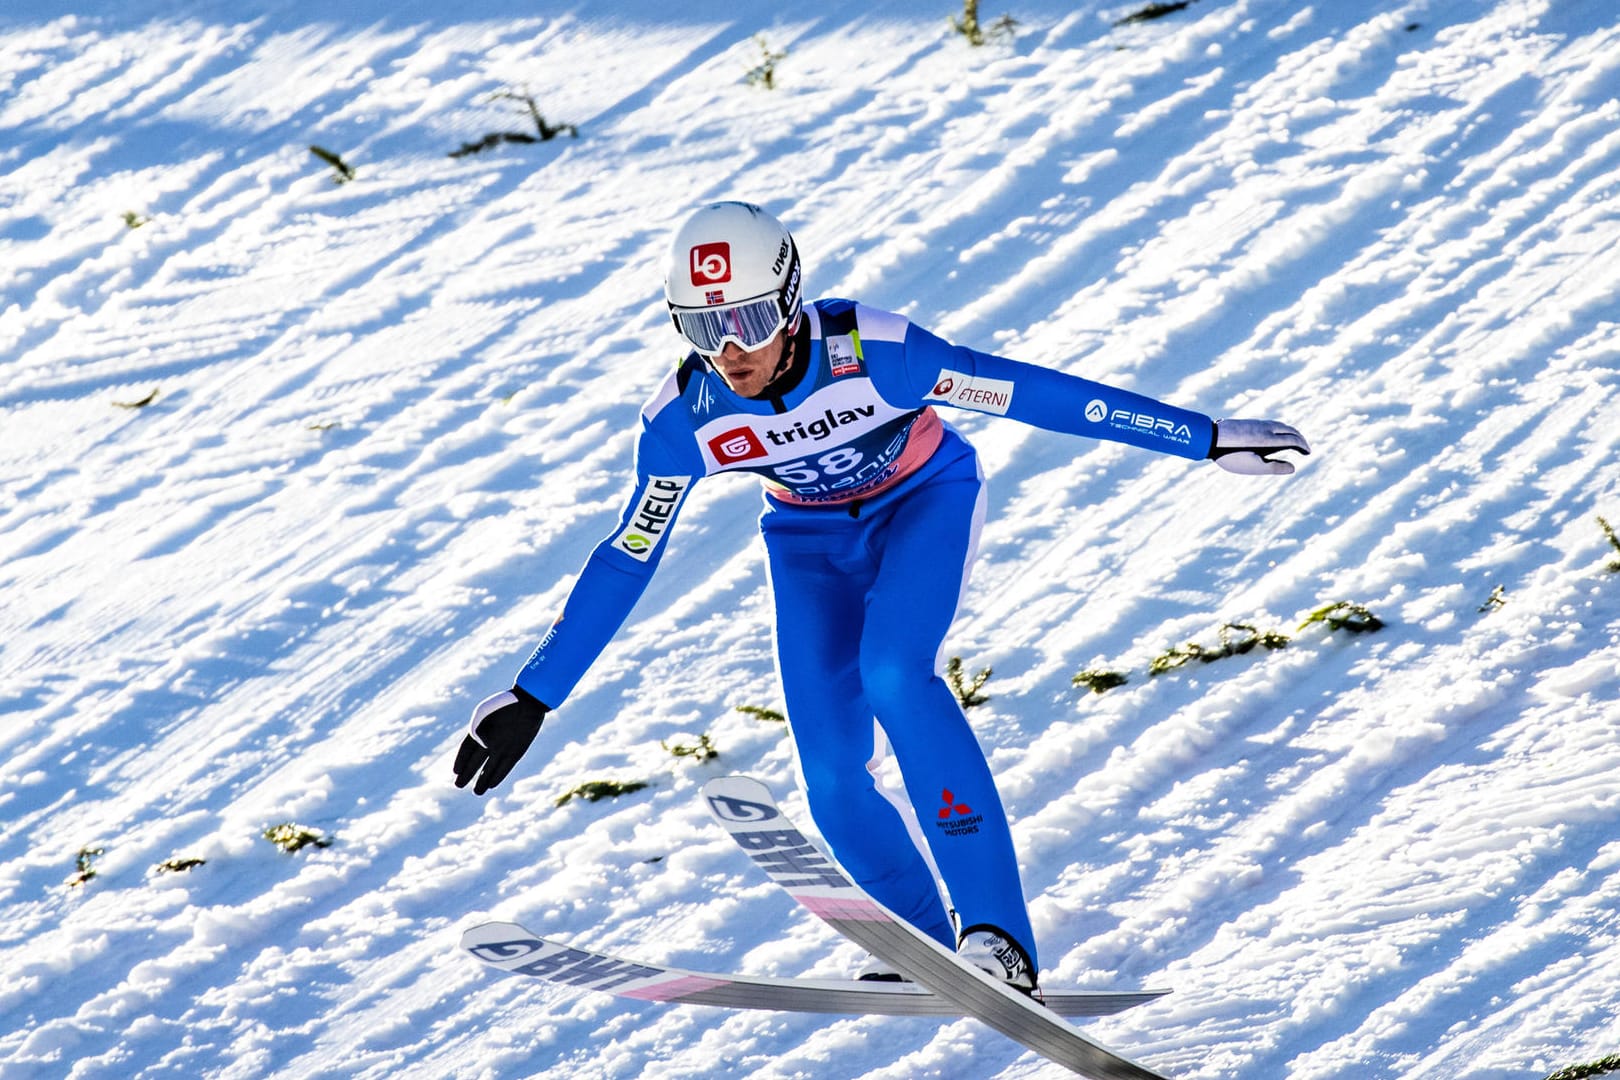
[[1209, 419, 1310, 475]]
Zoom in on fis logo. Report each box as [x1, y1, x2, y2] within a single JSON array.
[[692, 380, 718, 417], [689, 242, 730, 285], [611, 476, 691, 562], [827, 334, 862, 377]]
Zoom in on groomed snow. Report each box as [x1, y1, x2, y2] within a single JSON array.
[[2, 1, 1618, 1077]]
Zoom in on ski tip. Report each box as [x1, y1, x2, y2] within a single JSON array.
[[700, 774, 771, 799], [701, 775, 784, 828]]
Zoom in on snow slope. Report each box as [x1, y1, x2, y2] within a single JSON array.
[[3, 0, 1619, 1077]]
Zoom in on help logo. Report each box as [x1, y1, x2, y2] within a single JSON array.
[[690, 242, 731, 285]]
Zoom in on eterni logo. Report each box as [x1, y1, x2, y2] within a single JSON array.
[[690, 242, 731, 285], [925, 368, 1014, 416]]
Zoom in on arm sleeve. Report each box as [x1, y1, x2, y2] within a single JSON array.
[[512, 418, 698, 708], [897, 320, 1216, 460]]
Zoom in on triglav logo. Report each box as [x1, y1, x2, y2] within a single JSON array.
[[1085, 399, 1108, 423], [708, 426, 767, 464], [690, 242, 731, 285]]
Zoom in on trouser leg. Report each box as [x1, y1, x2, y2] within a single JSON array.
[[857, 461, 1038, 966], [764, 524, 956, 947]]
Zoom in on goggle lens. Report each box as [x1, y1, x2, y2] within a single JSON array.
[[671, 296, 785, 355]]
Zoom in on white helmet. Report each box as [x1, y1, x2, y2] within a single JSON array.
[[664, 201, 802, 355]]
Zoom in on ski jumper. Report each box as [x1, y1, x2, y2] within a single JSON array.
[[514, 299, 1216, 961]]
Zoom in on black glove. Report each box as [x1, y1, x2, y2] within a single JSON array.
[[453, 686, 548, 795], [1209, 418, 1311, 475]]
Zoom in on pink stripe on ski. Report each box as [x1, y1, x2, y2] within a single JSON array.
[[622, 975, 729, 1001], [793, 894, 890, 921]]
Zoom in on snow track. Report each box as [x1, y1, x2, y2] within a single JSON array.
[[3, 2, 1618, 1077]]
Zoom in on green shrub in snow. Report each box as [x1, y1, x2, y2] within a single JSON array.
[[1544, 1053, 1620, 1080], [1115, 1, 1195, 26], [952, 0, 1018, 46], [112, 389, 159, 409], [945, 656, 992, 708], [1149, 622, 1291, 676], [154, 857, 206, 874], [263, 822, 332, 853], [663, 733, 719, 762], [1072, 668, 1129, 693], [450, 89, 577, 157], [744, 35, 788, 89], [308, 145, 355, 183], [66, 846, 104, 887], [1598, 516, 1620, 572], [555, 780, 651, 806], [1298, 602, 1384, 634]]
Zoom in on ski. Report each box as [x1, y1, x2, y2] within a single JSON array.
[[701, 775, 1169, 1080], [461, 921, 1165, 1018]]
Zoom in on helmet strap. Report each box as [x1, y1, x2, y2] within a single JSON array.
[[765, 328, 796, 385]]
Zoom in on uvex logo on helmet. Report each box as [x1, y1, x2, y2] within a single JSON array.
[[690, 242, 731, 286]]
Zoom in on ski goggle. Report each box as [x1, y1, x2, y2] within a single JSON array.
[[669, 294, 788, 356]]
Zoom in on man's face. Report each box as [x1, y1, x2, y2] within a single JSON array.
[[711, 330, 788, 399]]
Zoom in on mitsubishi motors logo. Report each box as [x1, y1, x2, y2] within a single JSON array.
[[690, 242, 731, 285], [934, 787, 983, 837], [708, 426, 767, 464]]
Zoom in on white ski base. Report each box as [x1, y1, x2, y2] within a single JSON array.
[[702, 774, 1170, 1080], [460, 922, 1166, 1018]]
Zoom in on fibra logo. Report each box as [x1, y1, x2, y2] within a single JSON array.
[[708, 426, 767, 464], [1085, 399, 1108, 423], [690, 242, 730, 286]]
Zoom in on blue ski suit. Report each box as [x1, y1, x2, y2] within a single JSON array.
[[515, 299, 1215, 962]]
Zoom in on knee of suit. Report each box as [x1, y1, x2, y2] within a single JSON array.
[[859, 647, 941, 719]]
